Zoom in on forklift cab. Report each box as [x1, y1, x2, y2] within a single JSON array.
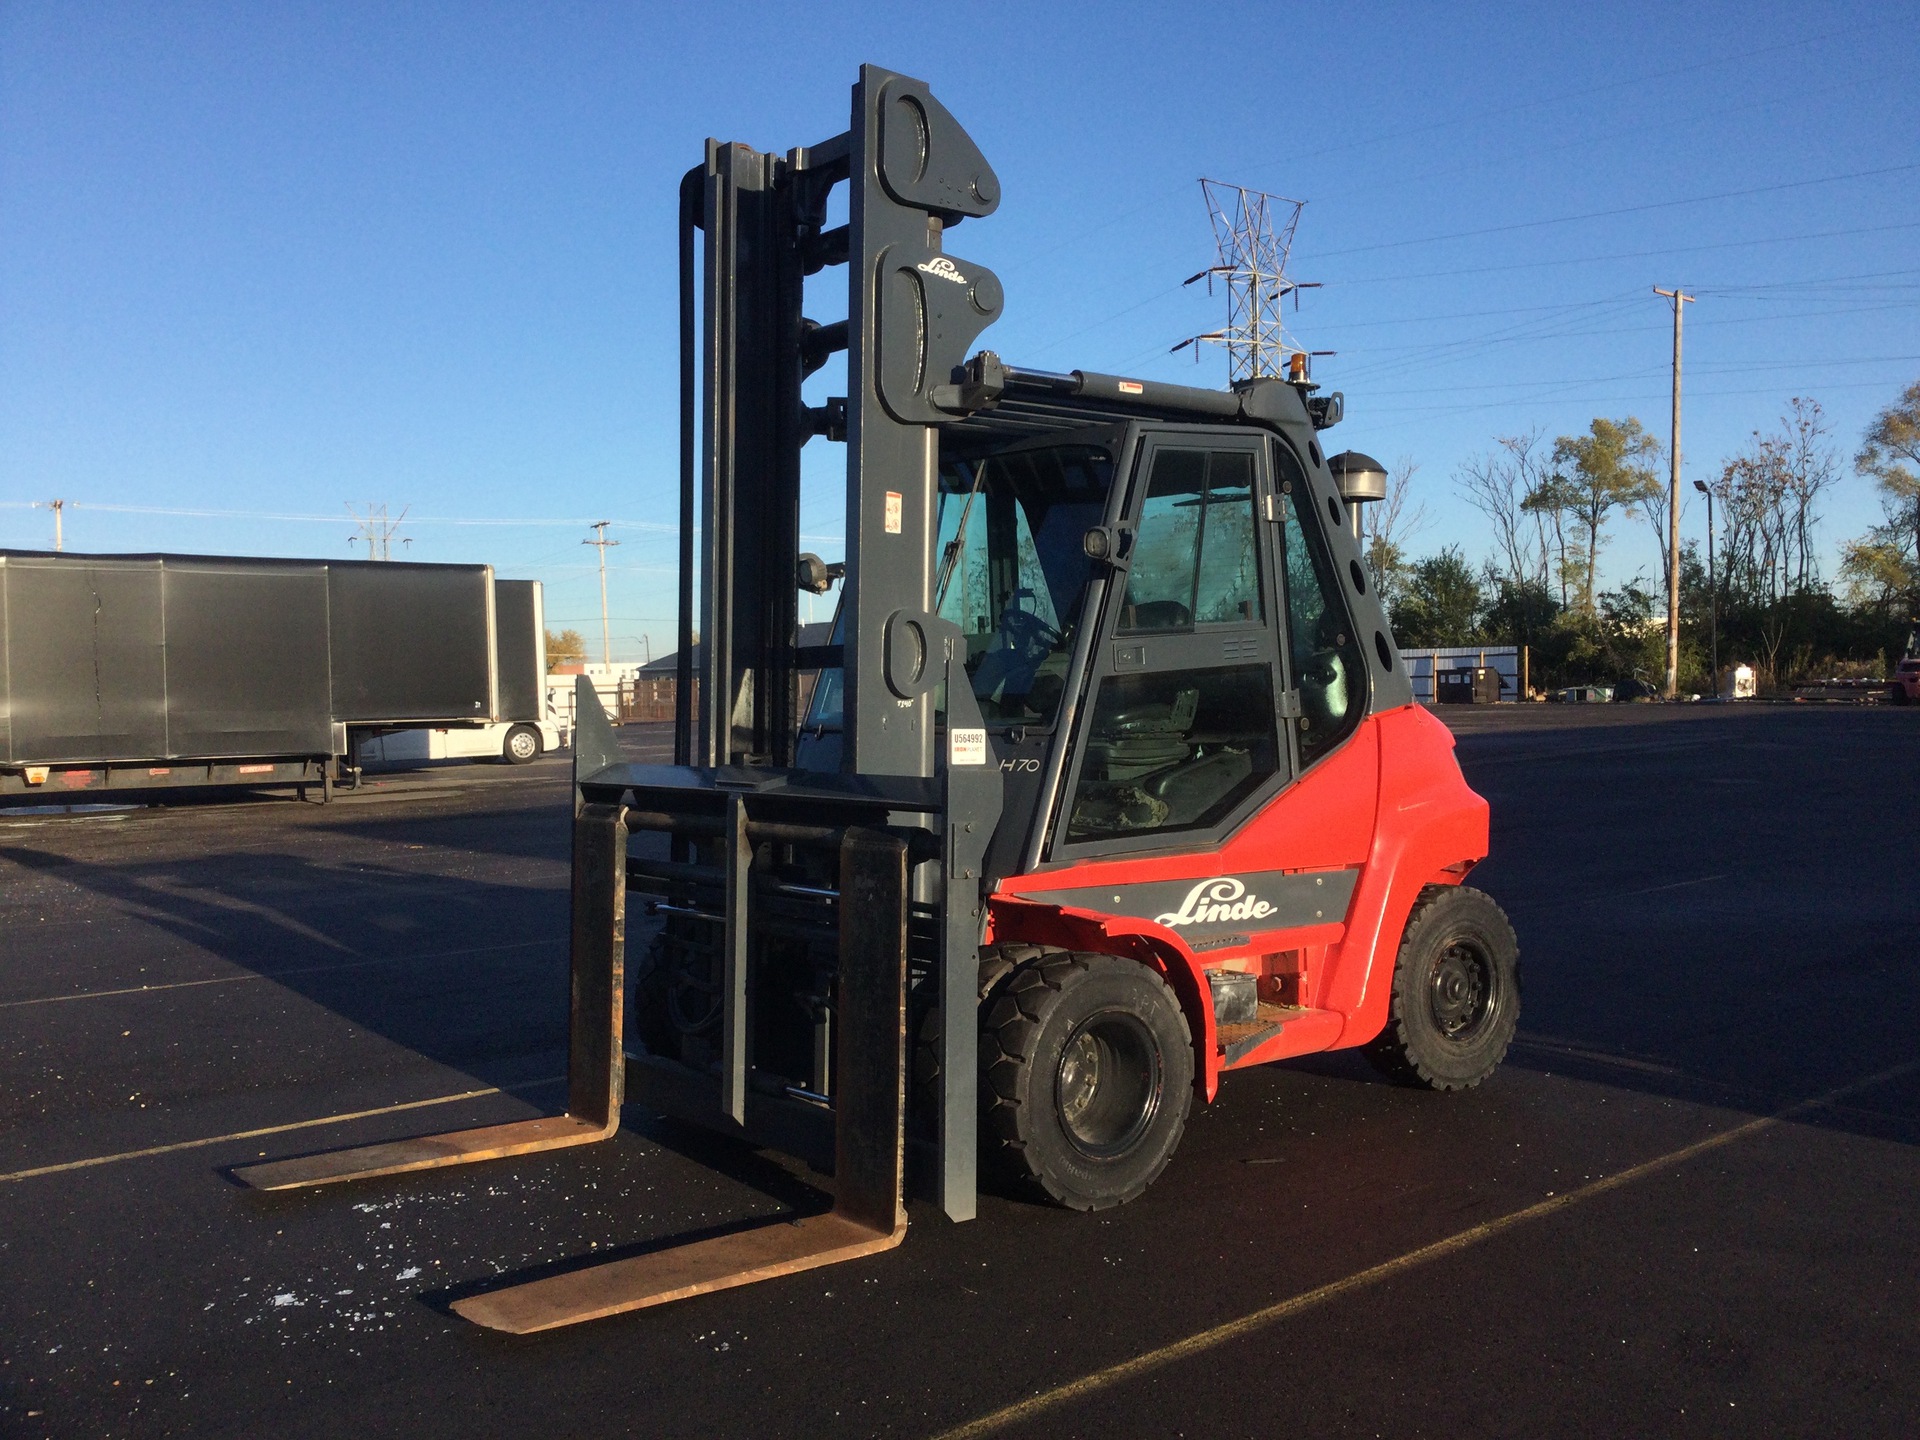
[[801, 397, 1379, 885]]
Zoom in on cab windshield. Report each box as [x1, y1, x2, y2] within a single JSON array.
[[935, 442, 1113, 725], [801, 439, 1113, 737]]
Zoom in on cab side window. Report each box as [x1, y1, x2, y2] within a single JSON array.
[[1066, 443, 1278, 845], [1120, 449, 1262, 632], [1276, 446, 1366, 767]]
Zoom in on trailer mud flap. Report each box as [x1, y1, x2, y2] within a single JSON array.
[[231, 802, 629, 1190], [451, 826, 911, 1333]]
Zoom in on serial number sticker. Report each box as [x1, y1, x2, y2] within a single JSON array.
[[949, 728, 987, 766], [1117, 380, 1144, 395], [884, 491, 903, 535]]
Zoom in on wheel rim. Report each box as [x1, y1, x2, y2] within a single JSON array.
[[1426, 936, 1497, 1044], [510, 732, 535, 758], [1055, 1010, 1162, 1158]]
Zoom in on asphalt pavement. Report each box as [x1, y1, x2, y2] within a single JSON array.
[[2, 704, 1916, 1438]]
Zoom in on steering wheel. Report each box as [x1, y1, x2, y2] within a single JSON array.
[[997, 588, 1062, 659]]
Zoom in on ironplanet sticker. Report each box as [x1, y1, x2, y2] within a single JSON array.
[[1015, 869, 1360, 937]]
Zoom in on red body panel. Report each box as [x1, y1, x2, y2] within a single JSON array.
[[986, 703, 1487, 1100]]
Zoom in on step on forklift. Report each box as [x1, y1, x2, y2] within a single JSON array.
[[236, 64, 1517, 1333]]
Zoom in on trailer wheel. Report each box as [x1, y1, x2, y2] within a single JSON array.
[[982, 951, 1193, 1211], [502, 724, 541, 764], [1366, 885, 1518, 1090]]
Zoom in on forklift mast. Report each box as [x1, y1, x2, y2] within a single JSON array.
[[678, 63, 1005, 778]]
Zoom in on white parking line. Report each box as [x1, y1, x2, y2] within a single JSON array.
[[930, 1056, 1920, 1440], [0, 1075, 566, 1185], [0, 937, 565, 1010]]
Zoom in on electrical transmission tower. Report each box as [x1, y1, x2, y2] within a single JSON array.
[[346, 502, 409, 561], [1173, 180, 1321, 382]]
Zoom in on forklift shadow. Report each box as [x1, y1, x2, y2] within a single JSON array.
[[1498, 1034, 1920, 1150], [0, 840, 577, 1096], [306, 799, 572, 866], [1258, 1024, 1917, 1155], [307, 799, 676, 869]]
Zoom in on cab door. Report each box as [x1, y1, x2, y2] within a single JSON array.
[[1050, 431, 1291, 860]]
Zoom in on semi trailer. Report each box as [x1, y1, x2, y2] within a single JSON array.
[[238, 63, 1516, 1335], [0, 551, 549, 799]]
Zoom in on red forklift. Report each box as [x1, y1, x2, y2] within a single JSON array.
[[237, 64, 1516, 1332]]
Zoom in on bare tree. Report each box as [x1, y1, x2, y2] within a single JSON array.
[[1709, 401, 1837, 607], [1638, 472, 1680, 603], [1456, 430, 1553, 590], [1523, 469, 1580, 608], [1780, 397, 1837, 591], [1361, 456, 1427, 612]]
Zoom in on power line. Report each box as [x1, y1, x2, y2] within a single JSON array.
[[61, 502, 680, 532], [984, 19, 1890, 282], [1300, 162, 1920, 262], [1362, 375, 1908, 419], [1021, 222, 1920, 368], [1322, 221, 1920, 288]]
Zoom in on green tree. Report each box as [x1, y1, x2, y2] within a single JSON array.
[[1552, 417, 1664, 615], [1482, 574, 1559, 651], [546, 628, 587, 670], [1853, 378, 1920, 609], [1390, 547, 1484, 646]]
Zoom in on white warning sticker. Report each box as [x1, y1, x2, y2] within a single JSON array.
[[1117, 380, 1144, 395], [884, 491, 903, 534], [949, 727, 987, 766]]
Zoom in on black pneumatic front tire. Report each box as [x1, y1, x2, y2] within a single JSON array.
[[981, 951, 1194, 1211], [1367, 884, 1519, 1090]]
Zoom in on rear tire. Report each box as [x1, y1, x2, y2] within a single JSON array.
[[503, 724, 541, 764], [1367, 885, 1518, 1090], [981, 951, 1193, 1211]]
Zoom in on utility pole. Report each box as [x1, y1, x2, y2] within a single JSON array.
[[31, 499, 67, 551], [1654, 286, 1695, 700], [584, 521, 618, 665]]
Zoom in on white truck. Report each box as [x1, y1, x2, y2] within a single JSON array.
[[352, 717, 563, 766]]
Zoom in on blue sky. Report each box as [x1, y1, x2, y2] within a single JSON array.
[[3, 2, 1915, 659]]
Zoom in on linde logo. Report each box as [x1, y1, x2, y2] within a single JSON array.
[[1155, 877, 1274, 928], [916, 256, 968, 285]]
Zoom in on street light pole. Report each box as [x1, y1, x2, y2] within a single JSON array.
[[1693, 479, 1717, 693]]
